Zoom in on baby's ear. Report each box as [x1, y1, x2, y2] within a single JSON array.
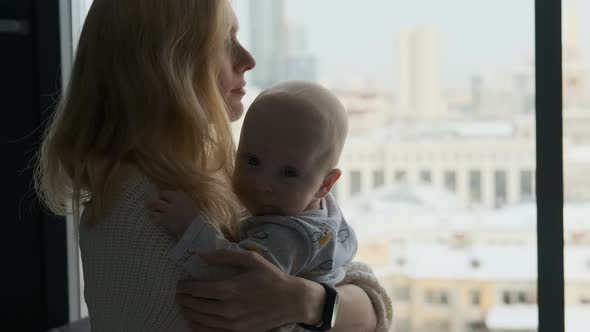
[[315, 168, 342, 198]]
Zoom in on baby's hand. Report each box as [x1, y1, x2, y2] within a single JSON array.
[[147, 191, 199, 238]]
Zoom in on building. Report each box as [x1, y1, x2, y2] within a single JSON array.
[[334, 89, 395, 135], [283, 21, 319, 82], [249, 0, 287, 88], [335, 118, 537, 210], [345, 186, 590, 332], [398, 26, 445, 118]]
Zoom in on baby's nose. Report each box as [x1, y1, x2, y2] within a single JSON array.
[[259, 183, 273, 193]]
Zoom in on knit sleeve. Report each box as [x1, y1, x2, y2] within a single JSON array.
[[271, 261, 393, 332], [79, 173, 190, 331], [340, 261, 393, 332]]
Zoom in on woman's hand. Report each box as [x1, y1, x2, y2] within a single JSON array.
[[175, 249, 324, 332]]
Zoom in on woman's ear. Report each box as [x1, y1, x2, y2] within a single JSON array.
[[315, 168, 342, 198]]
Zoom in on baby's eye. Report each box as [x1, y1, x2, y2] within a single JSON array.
[[247, 155, 260, 167], [282, 166, 299, 178]]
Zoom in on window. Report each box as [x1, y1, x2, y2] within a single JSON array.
[[394, 287, 411, 301], [425, 290, 450, 306], [350, 170, 362, 196], [444, 170, 457, 192], [520, 169, 534, 201], [63, 1, 585, 331], [494, 170, 507, 208], [517, 291, 528, 303], [469, 170, 482, 205], [395, 170, 408, 183], [419, 170, 432, 184], [373, 169, 385, 188], [470, 290, 481, 306], [502, 291, 511, 304]]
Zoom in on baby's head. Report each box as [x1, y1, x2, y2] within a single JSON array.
[[233, 81, 348, 216]]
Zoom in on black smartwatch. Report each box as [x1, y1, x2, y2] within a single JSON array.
[[298, 282, 340, 331]]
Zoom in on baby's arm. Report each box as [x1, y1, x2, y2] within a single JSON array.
[[147, 191, 239, 279]]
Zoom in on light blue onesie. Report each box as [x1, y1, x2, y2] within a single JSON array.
[[170, 193, 357, 286]]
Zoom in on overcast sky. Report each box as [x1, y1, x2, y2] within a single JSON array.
[[234, 0, 590, 91]]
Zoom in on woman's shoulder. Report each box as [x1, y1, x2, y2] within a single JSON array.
[[83, 168, 156, 220]]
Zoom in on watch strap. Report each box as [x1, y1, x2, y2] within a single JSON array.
[[297, 282, 339, 331]]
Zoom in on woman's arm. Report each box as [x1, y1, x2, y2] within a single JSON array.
[[176, 250, 392, 332], [295, 278, 378, 332]]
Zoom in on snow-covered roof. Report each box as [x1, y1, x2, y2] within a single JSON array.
[[485, 305, 590, 332], [380, 244, 590, 281], [348, 119, 518, 143], [342, 184, 590, 232], [566, 145, 590, 163]]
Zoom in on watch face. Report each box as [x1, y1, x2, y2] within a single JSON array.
[[330, 294, 340, 327]]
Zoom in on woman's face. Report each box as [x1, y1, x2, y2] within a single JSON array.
[[218, 12, 256, 122]]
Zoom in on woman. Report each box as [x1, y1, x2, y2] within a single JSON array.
[[35, 0, 392, 331]]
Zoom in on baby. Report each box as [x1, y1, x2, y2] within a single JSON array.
[[151, 80, 356, 285]]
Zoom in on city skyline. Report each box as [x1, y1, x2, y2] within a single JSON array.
[[235, 0, 590, 91]]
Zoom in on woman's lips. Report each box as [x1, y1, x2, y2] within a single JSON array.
[[231, 87, 245, 96]]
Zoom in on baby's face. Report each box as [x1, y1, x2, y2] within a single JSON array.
[[233, 100, 326, 216]]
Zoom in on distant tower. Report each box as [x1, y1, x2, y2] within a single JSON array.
[[398, 26, 444, 117], [249, 0, 287, 88], [285, 22, 318, 82]]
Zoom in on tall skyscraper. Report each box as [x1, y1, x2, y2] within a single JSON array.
[[285, 22, 318, 82], [398, 26, 444, 117], [249, 0, 287, 89]]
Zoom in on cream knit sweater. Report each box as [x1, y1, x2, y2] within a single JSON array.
[[79, 171, 392, 332]]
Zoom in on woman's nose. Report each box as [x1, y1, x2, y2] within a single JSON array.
[[236, 47, 256, 73]]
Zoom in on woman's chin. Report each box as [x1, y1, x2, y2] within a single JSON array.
[[227, 104, 244, 122]]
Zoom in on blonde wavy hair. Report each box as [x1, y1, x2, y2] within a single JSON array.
[[35, 0, 240, 238]]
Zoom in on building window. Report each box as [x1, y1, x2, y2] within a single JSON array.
[[517, 291, 528, 303], [502, 290, 531, 304], [394, 287, 411, 301], [502, 291, 511, 304], [373, 169, 385, 188], [395, 170, 407, 183], [420, 170, 432, 184], [469, 170, 482, 204], [444, 170, 457, 192], [425, 290, 450, 305], [350, 170, 362, 196], [470, 290, 481, 306], [494, 170, 507, 208], [520, 169, 534, 201]]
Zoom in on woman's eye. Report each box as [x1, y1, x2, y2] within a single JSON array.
[[247, 156, 260, 166], [225, 37, 239, 55], [283, 167, 299, 178]]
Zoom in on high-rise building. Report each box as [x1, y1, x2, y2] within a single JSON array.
[[249, 0, 287, 89], [285, 22, 318, 82], [398, 26, 445, 117]]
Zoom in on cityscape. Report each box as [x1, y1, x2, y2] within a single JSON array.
[[73, 1, 590, 331], [236, 1, 590, 332]]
